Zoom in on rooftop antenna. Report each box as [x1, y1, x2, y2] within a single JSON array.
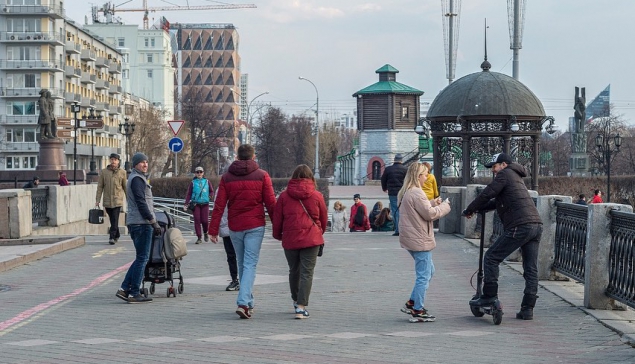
[[507, 0, 527, 80], [442, 0, 461, 85]]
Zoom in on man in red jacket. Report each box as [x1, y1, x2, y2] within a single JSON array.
[[208, 144, 276, 319]]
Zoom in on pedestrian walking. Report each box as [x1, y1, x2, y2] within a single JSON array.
[[369, 201, 383, 232], [349, 194, 370, 232], [590, 189, 603, 203], [116, 152, 158, 303], [381, 154, 407, 236], [331, 201, 348, 232], [398, 162, 451, 321], [421, 162, 439, 200], [184, 166, 214, 244], [374, 208, 395, 232], [23, 176, 39, 188], [218, 199, 240, 291], [575, 194, 587, 205], [208, 144, 276, 319], [95, 153, 127, 245], [273, 164, 327, 319], [463, 153, 543, 320], [58, 171, 69, 186]]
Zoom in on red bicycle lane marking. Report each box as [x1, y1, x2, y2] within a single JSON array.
[[0, 262, 131, 333]]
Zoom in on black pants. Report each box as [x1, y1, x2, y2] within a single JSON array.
[[284, 245, 320, 306], [105, 206, 121, 240], [222, 236, 238, 281]]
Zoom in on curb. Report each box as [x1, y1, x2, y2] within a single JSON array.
[[0, 236, 85, 273]]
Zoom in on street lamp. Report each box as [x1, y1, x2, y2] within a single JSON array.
[[119, 116, 136, 173], [595, 131, 621, 202], [246, 91, 269, 145], [415, 118, 431, 161], [71, 102, 81, 185], [299, 76, 320, 178], [85, 108, 98, 179]]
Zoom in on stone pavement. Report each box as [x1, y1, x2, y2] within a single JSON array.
[[1, 230, 635, 363]]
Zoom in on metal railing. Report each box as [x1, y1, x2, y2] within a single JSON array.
[[153, 197, 199, 233], [607, 210, 635, 309], [553, 201, 588, 282], [27, 187, 49, 224]]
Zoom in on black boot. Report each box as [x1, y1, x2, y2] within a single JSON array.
[[516, 294, 538, 320], [469, 282, 498, 306]]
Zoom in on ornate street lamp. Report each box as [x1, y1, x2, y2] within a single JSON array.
[[85, 108, 99, 179], [595, 132, 621, 202], [299, 76, 320, 178], [119, 117, 136, 173]]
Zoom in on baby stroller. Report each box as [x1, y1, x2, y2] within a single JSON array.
[[141, 210, 184, 298]]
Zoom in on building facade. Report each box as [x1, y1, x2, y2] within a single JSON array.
[[0, 0, 124, 172]]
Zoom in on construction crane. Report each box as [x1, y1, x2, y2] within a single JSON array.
[[94, 1, 256, 29]]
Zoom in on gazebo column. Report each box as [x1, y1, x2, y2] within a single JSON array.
[[433, 135, 443, 183], [504, 133, 512, 155], [462, 135, 470, 186], [531, 134, 540, 190]]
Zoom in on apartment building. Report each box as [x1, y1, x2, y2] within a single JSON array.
[[0, 0, 124, 172]]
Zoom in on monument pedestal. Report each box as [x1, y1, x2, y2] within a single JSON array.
[[36, 138, 67, 171]]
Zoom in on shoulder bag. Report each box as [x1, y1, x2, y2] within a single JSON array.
[[299, 199, 324, 257]]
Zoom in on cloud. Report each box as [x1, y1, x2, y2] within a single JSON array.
[[263, 0, 344, 23], [356, 3, 382, 12]]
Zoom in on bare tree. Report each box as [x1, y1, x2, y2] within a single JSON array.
[[585, 107, 629, 175], [254, 106, 293, 177], [129, 105, 171, 179], [540, 131, 570, 176]]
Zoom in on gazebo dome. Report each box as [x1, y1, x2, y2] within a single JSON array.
[[427, 65, 545, 118]]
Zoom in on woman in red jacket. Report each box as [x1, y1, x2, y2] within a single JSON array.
[[273, 164, 327, 319], [349, 194, 371, 232]]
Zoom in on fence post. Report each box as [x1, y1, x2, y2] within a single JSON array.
[[439, 186, 465, 234], [536, 195, 571, 280], [584, 203, 633, 309]]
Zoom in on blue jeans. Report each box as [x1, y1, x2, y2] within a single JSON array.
[[408, 250, 435, 310], [389, 195, 399, 233], [484, 224, 542, 297], [230, 226, 265, 308], [121, 224, 153, 296]]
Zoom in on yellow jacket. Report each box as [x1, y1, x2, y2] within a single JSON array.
[[422, 173, 439, 200]]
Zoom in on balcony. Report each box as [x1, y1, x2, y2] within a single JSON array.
[[95, 102, 110, 112], [0, 31, 64, 45], [1, 5, 65, 19], [65, 65, 81, 78], [0, 87, 39, 98], [0, 59, 62, 71], [108, 63, 122, 74], [0, 115, 38, 125], [109, 105, 122, 115], [65, 41, 81, 54], [80, 74, 96, 84], [64, 92, 81, 104], [95, 57, 111, 69], [80, 98, 96, 108], [95, 79, 110, 89], [80, 49, 96, 61], [108, 84, 122, 94]]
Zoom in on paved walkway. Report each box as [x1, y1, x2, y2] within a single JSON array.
[[0, 230, 634, 363]]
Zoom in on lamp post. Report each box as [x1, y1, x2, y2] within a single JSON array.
[[299, 76, 320, 178], [595, 131, 621, 203], [85, 108, 98, 179], [414, 118, 431, 161], [119, 117, 136, 173], [71, 102, 81, 185], [246, 91, 269, 145]]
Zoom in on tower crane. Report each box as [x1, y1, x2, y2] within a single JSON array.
[[94, 1, 256, 29]]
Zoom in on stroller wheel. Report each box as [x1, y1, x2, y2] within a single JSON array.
[[178, 282, 184, 294]]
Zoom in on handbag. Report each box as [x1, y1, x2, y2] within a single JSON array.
[[299, 199, 325, 257], [88, 208, 104, 224]]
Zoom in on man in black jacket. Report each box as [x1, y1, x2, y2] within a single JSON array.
[[463, 153, 543, 320], [380, 154, 407, 236]]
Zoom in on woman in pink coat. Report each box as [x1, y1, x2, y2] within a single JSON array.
[[398, 162, 451, 322]]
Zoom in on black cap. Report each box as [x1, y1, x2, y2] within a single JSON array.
[[109, 153, 121, 160], [484, 153, 513, 168], [353, 194, 361, 199], [33, 176, 40, 181], [394, 154, 403, 162]]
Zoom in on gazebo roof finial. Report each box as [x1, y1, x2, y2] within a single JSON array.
[[481, 18, 491, 71]]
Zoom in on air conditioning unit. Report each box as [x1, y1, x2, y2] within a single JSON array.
[[26, 36, 31, 40], [3, 8, 9, 13], [10, 35, 15, 40], [36, 35, 42, 40]]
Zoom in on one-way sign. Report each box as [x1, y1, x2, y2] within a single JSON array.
[[169, 137, 184, 153]]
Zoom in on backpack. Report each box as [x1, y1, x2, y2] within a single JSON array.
[[164, 227, 187, 260]]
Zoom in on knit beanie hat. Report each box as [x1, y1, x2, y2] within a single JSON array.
[[132, 152, 148, 168]]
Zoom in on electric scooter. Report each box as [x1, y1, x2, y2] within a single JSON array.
[[467, 211, 503, 325]]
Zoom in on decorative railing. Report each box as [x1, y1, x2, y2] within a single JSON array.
[[607, 210, 635, 309], [27, 187, 49, 224], [553, 201, 588, 282]]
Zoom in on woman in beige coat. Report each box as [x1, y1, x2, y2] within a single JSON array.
[[398, 162, 451, 321]]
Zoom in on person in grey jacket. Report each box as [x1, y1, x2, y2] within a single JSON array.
[[463, 153, 543, 320], [115, 153, 160, 304]]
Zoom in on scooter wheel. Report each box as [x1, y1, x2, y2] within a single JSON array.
[[470, 305, 485, 317], [493, 310, 503, 325]]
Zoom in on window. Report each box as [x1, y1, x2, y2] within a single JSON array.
[[118, 38, 125, 47], [122, 69, 129, 79], [6, 156, 37, 170], [144, 38, 149, 47], [147, 54, 153, 63], [5, 128, 36, 142], [7, 101, 37, 115], [401, 106, 409, 119], [150, 38, 155, 47], [122, 53, 129, 63], [147, 70, 153, 78]]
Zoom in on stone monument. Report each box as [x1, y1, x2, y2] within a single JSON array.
[[36, 88, 67, 171], [570, 86, 589, 176]]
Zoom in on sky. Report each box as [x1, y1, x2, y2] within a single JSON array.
[[65, 0, 635, 131]]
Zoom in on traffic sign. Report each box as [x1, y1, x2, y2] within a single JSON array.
[[80, 119, 104, 129], [169, 137, 184, 153], [168, 120, 185, 136]]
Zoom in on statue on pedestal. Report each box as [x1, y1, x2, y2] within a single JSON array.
[[38, 89, 57, 140], [574, 86, 586, 133]]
